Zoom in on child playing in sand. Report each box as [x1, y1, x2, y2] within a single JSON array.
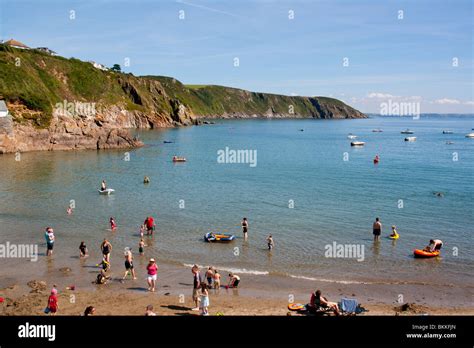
[[110, 217, 117, 231], [46, 288, 58, 315], [205, 267, 214, 287], [139, 239, 146, 255], [213, 270, 221, 289], [200, 283, 210, 316], [266, 235, 274, 250], [95, 269, 110, 285], [79, 241, 88, 257]]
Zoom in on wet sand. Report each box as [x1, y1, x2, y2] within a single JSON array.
[[1, 260, 473, 316]]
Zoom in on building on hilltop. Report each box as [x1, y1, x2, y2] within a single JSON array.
[[36, 47, 58, 56], [88, 61, 109, 71], [4, 39, 30, 49]]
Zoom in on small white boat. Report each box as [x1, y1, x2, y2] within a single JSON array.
[[465, 133, 474, 138], [446, 141, 454, 145], [372, 129, 383, 133], [404, 137, 417, 142], [350, 141, 365, 146], [99, 188, 115, 195], [401, 129, 414, 134], [442, 130, 453, 134], [347, 134, 358, 139]]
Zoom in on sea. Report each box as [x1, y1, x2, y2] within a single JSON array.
[[0, 115, 473, 290]]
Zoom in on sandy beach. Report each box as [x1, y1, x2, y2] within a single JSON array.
[[1, 259, 473, 316]]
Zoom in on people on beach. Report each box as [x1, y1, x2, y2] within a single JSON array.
[[144, 216, 155, 235], [79, 241, 88, 258], [266, 235, 274, 250], [213, 270, 221, 289], [139, 239, 146, 255], [101, 239, 112, 262], [227, 273, 240, 288], [372, 217, 382, 242], [44, 227, 55, 256], [95, 269, 110, 285], [192, 265, 202, 310], [122, 248, 137, 280], [200, 283, 210, 316], [98, 257, 110, 272], [110, 217, 117, 231], [390, 225, 399, 239], [423, 239, 443, 252], [205, 267, 214, 287], [309, 289, 340, 315], [46, 288, 58, 315], [241, 217, 249, 240], [145, 304, 156, 316], [84, 306, 96, 316], [146, 258, 158, 292]]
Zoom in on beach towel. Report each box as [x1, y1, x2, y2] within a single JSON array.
[[340, 298, 358, 313]]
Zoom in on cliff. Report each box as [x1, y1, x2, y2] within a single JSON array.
[[0, 44, 366, 154]]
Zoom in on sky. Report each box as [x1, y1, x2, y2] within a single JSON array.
[[0, 0, 473, 113]]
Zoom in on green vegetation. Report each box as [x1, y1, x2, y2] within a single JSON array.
[[0, 45, 365, 129]]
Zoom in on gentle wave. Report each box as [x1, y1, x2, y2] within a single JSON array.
[[183, 263, 269, 275]]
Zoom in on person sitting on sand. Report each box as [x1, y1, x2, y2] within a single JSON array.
[[309, 290, 339, 315], [227, 273, 240, 288], [423, 239, 443, 252], [213, 270, 221, 289], [145, 304, 156, 316], [96, 269, 110, 285], [390, 225, 399, 238], [84, 306, 96, 316], [205, 267, 214, 287], [266, 235, 275, 250], [79, 241, 88, 258], [200, 283, 210, 316]]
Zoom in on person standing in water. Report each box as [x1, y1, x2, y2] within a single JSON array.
[[266, 235, 274, 250], [101, 180, 107, 191], [373, 217, 382, 242], [144, 216, 155, 236], [101, 239, 112, 262], [44, 227, 55, 256], [109, 217, 117, 231], [241, 218, 249, 240], [122, 248, 137, 280]]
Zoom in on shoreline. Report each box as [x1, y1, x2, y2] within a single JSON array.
[[1, 259, 473, 316]]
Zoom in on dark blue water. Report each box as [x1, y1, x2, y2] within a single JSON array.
[[0, 116, 473, 287]]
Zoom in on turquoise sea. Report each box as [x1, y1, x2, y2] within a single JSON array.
[[0, 116, 473, 288]]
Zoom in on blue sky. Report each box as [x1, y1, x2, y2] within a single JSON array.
[[1, 0, 473, 113]]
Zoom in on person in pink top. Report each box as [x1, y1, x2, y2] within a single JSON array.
[[146, 258, 158, 292]]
